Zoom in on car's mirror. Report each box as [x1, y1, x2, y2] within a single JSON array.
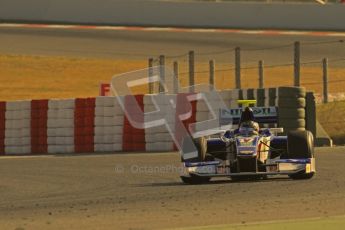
[[270, 128, 284, 136]]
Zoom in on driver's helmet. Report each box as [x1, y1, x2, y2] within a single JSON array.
[[240, 107, 255, 124], [236, 107, 260, 135]]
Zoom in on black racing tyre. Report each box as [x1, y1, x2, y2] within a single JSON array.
[[278, 108, 305, 119], [287, 130, 314, 159], [180, 175, 211, 184], [289, 171, 314, 180], [282, 127, 306, 135], [230, 175, 262, 181], [287, 130, 315, 180], [181, 136, 207, 162], [206, 143, 227, 160], [205, 153, 215, 161], [278, 98, 306, 108], [279, 119, 306, 128], [181, 137, 211, 184], [279, 87, 306, 98]]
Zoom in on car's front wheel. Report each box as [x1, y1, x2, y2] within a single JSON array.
[[181, 137, 211, 184], [289, 171, 314, 180], [287, 130, 315, 180], [181, 136, 207, 162]]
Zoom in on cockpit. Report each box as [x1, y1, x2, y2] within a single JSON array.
[[238, 125, 258, 136]]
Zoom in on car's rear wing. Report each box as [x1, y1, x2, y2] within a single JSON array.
[[219, 106, 278, 125]]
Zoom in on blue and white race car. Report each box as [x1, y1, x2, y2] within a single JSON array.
[[180, 100, 315, 184]]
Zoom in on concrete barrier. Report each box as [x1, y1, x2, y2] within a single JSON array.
[[0, 87, 321, 155], [0, 1, 345, 31]]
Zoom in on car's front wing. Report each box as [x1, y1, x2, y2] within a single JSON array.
[[183, 158, 315, 177]]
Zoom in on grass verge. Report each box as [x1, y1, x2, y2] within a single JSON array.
[[317, 100, 345, 144]]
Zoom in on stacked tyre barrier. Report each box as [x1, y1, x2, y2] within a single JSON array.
[[196, 90, 232, 121], [47, 99, 75, 153], [75, 98, 95, 153], [195, 88, 279, 130], [238, 87, 305, 134], [94, 96, 124, 152], [0, 87, 316, 155], [122, 95, 146, 151], [31, 99, 48, 154], [174, 93, 198, 151], [254, 88, 278, 107], [5, 100, 31, 154], [244, 88, 277, 129], [144, 94, 176, 152], [195, 90, 233, 132], [278, 87, 306, 133]]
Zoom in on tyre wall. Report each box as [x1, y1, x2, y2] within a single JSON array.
[[47, 98, 75, 153], [144, 94, 176, 152], [0, 87, 313, 154], [31, 99, 48, 154], [195, 88, 279, 131], [4, 100, 31, 154], [94, 96, 124, 152], [278, 87, 307, 134]]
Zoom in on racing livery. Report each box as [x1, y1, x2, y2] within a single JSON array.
[[181, 100, 315, 184]]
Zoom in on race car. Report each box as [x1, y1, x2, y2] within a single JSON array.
[[180, 100, 315, 184]]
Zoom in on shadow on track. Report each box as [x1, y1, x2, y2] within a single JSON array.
[[135, 177, 292, 187]]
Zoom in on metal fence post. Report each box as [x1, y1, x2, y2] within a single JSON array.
[[258, 60, 264, 88], [159, 55, 165, 93], [323, 58, 329, 103], [294, 41, 301, 87], [173, 61, 179, 94], [148, 58, 154, 94], [189, 51, 195, 92], [209, 59, 215, 91], [235, 47, 241, 89]]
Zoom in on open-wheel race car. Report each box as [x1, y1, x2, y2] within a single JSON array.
[[180, 100, 315, 184]]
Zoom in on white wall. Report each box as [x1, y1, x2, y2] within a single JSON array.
[[0, 1, 345, 30]]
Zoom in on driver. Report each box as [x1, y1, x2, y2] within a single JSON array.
[[238, 107, 259, 134]]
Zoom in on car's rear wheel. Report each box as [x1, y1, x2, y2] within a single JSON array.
[[287, 130, 315, 180], [180, 175, 210, 184]]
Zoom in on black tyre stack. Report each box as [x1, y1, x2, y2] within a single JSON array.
[[278, 87, 306, 134]]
